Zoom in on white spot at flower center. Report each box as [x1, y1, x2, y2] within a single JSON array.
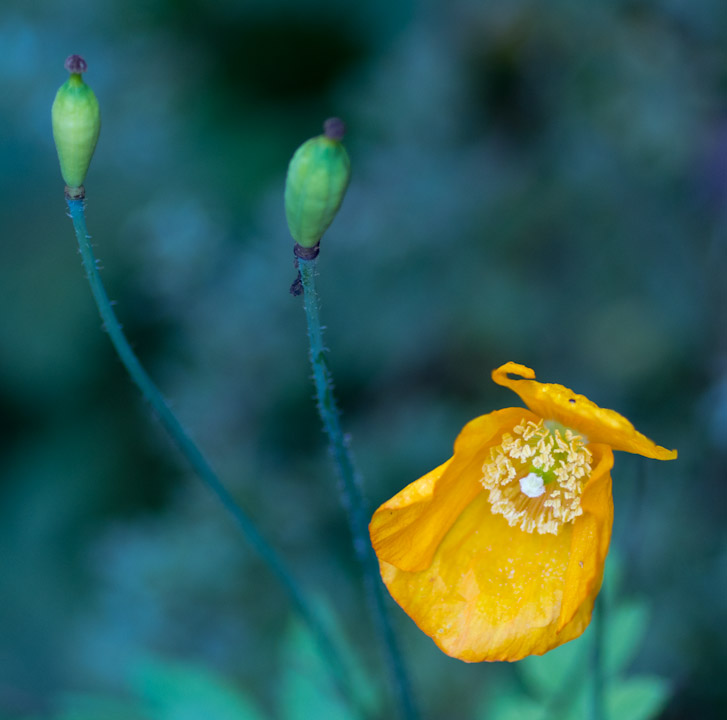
[[519, 472, 545, 498]]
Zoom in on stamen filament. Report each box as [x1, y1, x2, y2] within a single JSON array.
[[481, 420, 592, 534]]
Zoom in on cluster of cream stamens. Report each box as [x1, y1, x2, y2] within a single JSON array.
[[481, 420, 592, 535]]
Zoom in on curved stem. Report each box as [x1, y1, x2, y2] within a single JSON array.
[[298, 255, 418, 720], [66, 196, 357, 713]]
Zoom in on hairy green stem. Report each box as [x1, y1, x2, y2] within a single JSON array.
[[66, 197, 358, 713], [298, 256, 418, 720]]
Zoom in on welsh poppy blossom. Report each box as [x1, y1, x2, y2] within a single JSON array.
[[369, 362, 676, 662]]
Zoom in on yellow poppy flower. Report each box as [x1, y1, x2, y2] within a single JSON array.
[[370, 362, 676, 662]]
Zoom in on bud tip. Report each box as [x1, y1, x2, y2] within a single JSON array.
[[64, 54, 88, 75], [323, 117, 346, 142]]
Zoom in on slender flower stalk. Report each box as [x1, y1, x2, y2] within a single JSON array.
[[590, 594, 606, 720], [297, 253, 418, 720], [65, 195, 360, 714]]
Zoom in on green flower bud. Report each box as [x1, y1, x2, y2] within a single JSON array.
[[52, 55, 101, 190], [285, 118, 351, 248]]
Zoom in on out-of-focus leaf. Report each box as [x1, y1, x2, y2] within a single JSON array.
[[486, 694, 548, 720], [130, 656, 265, 720], [605, 600, 650, 676], [549, 683, 589, 720], [606, 676, 670, 720], [278, 602, 379, 720], [279, 620, 353, 720], [545, 675, 670, 720], [518, 633, 589, 700]]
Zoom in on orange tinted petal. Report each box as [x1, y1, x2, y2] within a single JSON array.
[[492, 363, 677, 460], [379, 489, 602, 662], [370, 408, 538, 572]]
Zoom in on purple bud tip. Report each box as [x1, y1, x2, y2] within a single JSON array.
[[323, 117, 346, 142], [64, 55, 88, 74]]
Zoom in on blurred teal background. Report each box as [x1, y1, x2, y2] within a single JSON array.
[[1, 0, 725, 718]]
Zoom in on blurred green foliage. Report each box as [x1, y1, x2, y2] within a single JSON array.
[[13, 603, 378, 720], [479, 556, 670, 720], [1, 0, 726, 718]]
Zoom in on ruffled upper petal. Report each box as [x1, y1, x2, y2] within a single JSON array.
[[492, 363, 677, 460], [370, 408, 538, 572]]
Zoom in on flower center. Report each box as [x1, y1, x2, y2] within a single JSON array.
[[480, 419, 592, 535]]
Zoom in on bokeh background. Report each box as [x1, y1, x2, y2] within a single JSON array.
[[1, 0, 726, 718]]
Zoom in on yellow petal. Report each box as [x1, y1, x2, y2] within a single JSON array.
[[379, 470, 611, 661], [370, 408, 538, 572], [492, 363, 677, 460]]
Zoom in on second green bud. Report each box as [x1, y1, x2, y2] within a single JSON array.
[[52, 55, 100, 190], [285, 119, 351, 248]]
